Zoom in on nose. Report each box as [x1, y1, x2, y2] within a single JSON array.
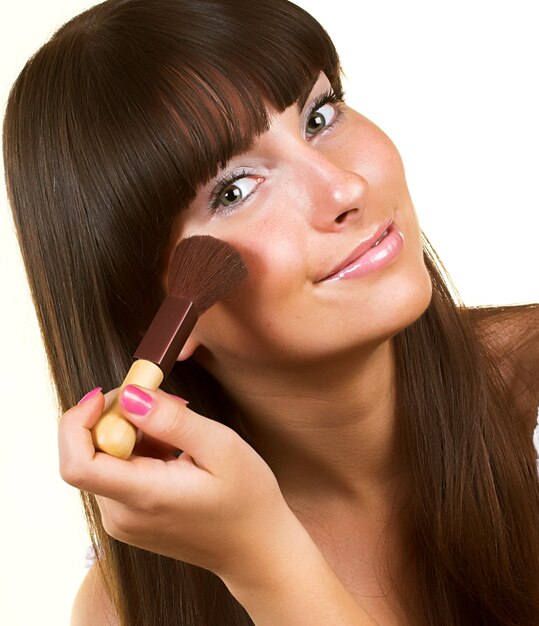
[[297, 147, 369, 231]]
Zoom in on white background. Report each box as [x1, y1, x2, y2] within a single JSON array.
[[1, 1, 537, 624]]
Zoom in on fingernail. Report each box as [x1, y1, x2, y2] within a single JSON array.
[[163, 392, 189, 405], [78, 387, 102, 405], [120, 385, 154, 416]]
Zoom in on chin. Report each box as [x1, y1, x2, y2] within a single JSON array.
[[357, 259, 433, 345], [389, 263, 433, 337]]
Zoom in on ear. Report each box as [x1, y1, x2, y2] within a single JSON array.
[[176, 335, 201, 361]]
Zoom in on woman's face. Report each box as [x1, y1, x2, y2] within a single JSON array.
[[166, 72, 432, 368]]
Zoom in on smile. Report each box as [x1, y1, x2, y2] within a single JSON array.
[[318, 223, 404, 282]]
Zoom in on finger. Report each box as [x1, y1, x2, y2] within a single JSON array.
[[58, 388, 106, 473], [59, 390, 180, 504], [118, 385, 237, 472], [132, 430, 179, 459]]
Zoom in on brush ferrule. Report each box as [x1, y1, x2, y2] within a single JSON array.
[[133, 296, 199, 380]]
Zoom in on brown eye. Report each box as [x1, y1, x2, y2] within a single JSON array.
[[306, 103, 337, 137], [218, 177, 258, 208], [220, 185, 242, 207]]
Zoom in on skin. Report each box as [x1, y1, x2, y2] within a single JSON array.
[[166, 71, 433, 513], [61, 71, 433, 624]]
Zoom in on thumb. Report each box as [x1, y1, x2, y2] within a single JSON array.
[[118, 384, 238, 472]]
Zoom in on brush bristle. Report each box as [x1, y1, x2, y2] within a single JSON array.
[[167, 235, 248, 314]]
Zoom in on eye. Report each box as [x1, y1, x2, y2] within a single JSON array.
[[306, 102, 338, 137], [210, 169, 262, 214], [219, 177, 258, 207]]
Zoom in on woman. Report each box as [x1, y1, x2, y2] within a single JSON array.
[[3, 0, 538, 624]]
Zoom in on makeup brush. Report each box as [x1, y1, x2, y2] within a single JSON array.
[[90, 235, 248, 459]]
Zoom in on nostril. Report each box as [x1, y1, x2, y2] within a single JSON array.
[[335, 208, 358, 224]]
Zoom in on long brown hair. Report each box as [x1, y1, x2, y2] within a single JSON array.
[[3, 0, 538, 624]]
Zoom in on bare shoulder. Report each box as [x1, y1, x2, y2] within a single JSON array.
[[466, 303, 539, 434], [71, 565, 118, 626]]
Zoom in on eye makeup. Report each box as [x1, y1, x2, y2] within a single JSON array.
[[207, 86, 347, 215], [303, 88, 345, 140], [209, 167, 260, 214]]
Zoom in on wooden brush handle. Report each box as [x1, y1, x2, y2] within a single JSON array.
[[90, 359, 164, 459]]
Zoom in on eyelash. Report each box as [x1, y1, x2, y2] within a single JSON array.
[[305, 89, 345, 140], [209, 168, 256, 214], [209, 90, 345, 214]]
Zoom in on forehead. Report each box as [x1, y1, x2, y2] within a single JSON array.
[[227, 72, 332, 158]]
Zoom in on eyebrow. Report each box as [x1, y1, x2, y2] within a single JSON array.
[[295, 74, 322, 111], [206, 74, 326, 185]]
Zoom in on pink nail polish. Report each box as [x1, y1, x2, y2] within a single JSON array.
[[120, 385, 154, 416], [78, 387, 102, 405]]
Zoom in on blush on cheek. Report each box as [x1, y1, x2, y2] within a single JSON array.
[[233, 233, 305, 294]]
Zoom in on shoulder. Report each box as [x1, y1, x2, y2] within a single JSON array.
[[71, 565, 118, 626], [465, 303, 539, 435]]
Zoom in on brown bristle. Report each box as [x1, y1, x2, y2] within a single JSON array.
[[167, 235, 248, 314]]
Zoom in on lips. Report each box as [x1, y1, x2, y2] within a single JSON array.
[[316, 218, 394, 282]]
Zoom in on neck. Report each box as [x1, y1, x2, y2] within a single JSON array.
[[201, 338, 403, 512]]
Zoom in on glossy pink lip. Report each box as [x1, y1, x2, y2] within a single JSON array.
[[316, 218, 394, 282], [319, 222, 403, 282]]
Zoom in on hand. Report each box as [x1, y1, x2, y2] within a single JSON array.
[[59, 385, 294, 582]]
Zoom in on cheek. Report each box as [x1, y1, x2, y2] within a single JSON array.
[[199, 189, 310, 304], [190, 223, 307, 350], [247, 229, 299, 277], [227, 227, 305, 313], [339, 115, 407, 199]]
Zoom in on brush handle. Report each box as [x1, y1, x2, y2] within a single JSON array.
[[90, 359, 164, 459]]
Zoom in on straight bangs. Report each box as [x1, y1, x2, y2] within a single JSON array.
[[143, 0, 344, 197], [4, 0, 343, 339], [51, 0, 343, 211]]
